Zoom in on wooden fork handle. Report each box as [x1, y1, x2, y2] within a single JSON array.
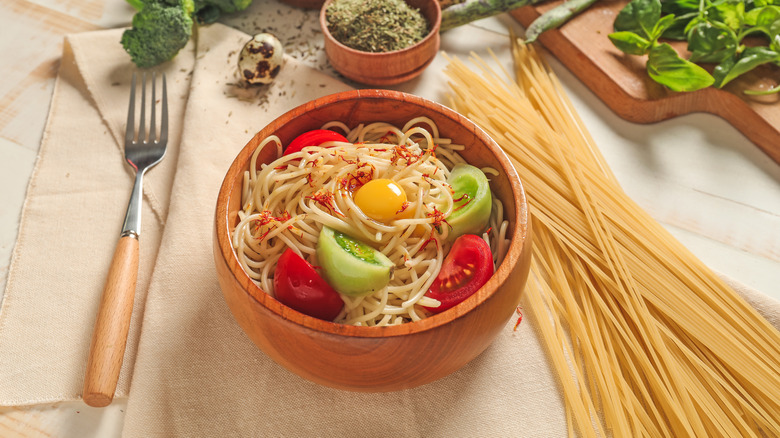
[[83, 235, 139, 407]]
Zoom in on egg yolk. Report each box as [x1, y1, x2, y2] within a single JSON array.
[[354, 179, 409, 223]]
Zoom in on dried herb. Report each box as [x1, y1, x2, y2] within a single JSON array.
[[326, 0, 429, 53]]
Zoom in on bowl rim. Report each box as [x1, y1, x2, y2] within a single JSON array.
[[215, 89, 529, 338], [319, 0, 442, 57]]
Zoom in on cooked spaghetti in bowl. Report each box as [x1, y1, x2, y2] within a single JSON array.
[[214, 89, 532, 391], [231, 117, 511, 326]]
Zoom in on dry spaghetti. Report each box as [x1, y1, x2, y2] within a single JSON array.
[[444, 39, 780, 437]]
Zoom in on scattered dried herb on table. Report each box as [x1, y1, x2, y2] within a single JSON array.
[[326, 0, 429, 53]]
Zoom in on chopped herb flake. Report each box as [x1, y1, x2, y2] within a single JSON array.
[[325, 0, 429, 53]]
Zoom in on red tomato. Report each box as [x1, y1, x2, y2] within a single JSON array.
[[283, 129, 348, 156], [424, 234, 494, 314], [274, 248, 344, 321]]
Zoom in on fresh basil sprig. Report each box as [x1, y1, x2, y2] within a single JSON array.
[[609, 0, 780, 94]]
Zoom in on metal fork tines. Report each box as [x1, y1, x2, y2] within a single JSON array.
[[122, 72, 168, 238], [83, 71, 168, 408]]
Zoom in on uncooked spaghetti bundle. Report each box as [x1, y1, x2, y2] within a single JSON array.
[[444, 39, 780, 437]]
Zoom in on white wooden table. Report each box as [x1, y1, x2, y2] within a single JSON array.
[[1, 0, 779, 435]]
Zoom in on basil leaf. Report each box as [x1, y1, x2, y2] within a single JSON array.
[[712, 55, 737, 86], [661, 0, 699, 16], [647, 43, 716, 91], [684, 15, 706, 35], [713, 46, 780, 86], [751, 0, 780, 8], [744, 5, 780, 27], [609, 31, 653, 54], [687, 20, 738, 62], [663, 12, 699, 40], [707, 0, 745, 31], [770, 20, 780, 51], [653, 14, 678, 38], [614, 0, 663, 40]]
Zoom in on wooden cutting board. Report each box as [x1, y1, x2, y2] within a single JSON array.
[[510, 1, 780, 164]]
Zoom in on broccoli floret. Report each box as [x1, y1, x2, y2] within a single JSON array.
[[194, 4, 221, 24], [196, 0, 252, 14], [126, 0, 190, 12], [121, 0, 254, 67], [193, 0, 252, 23], [120, 0, 194, 68]]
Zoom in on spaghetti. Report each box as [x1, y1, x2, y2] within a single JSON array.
[[444, 39, 780, 437], [232, 118, 510, 326]]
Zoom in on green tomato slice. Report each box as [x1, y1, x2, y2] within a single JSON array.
[[316, 226, 394, 296], [446, 163, 492, 241]]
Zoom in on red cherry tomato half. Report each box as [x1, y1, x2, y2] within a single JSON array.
[[273, 248, 344, 321], [424, 234, 494, 314], [283, 129, 348, 156]]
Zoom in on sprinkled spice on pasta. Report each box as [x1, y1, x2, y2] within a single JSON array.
[[232, 118, 509, 326]]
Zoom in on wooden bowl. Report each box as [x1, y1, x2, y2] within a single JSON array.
[[319, 0, 441, 85], [213, 89, 532, 391]]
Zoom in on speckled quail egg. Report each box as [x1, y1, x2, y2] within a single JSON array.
[[238, 33, 284, 85]]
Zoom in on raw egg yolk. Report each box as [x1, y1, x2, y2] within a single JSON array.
[[354, 179, 409, 223]]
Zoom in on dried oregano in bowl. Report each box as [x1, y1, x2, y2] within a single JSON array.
[[325, 0, 429, 53]]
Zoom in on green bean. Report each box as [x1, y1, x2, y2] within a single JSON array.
[[440, 0, 547, 32], [524, 0, 600, 42]]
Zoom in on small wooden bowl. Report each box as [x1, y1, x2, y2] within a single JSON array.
[[214, 90, 532, 391], [319, 0, 441, 85]]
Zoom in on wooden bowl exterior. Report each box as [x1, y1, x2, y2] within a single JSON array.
[[214, 90, 532, 391], [319, 0, 441, 86]]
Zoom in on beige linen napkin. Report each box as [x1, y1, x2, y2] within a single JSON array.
[[0, 28, 194, 405]]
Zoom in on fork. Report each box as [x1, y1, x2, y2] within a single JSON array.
[[83, 72, 168, 408]]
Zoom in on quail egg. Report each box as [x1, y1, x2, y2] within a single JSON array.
[[238, 33, 284, 85]]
